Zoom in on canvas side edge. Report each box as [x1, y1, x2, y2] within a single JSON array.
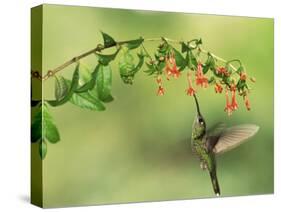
[[30, 5, 43, 208]]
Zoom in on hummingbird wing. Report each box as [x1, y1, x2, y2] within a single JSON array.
[[205, 123, 226, 152], [207, 122, 226, 137], [212, 124, 259, 154]]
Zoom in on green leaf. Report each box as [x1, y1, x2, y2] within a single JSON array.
[[144, 62, 157, 75], [31, 104, 60, 159], [196, 38, 203, 45], [222, 76, 231, 86], [39, 140, 47, 159], [31, 108, 42, 143], [32, 104, 60, 144], [70, 91, 105, 111], [48, 63, 80, 107], [158, 42, 170, 54], [208, 76, 215, 84], [143, 70, 154, 75], [143, 70, 155, 75], [75, 64, 99, 93], [236, 66, 244, 74], [101, 31, 116, 47], [55, 76, 69, 101], [100, 94, 114, 103], [43, 104, 60, 143], [173, 48, 186, 71], [186, 50, 198, 70], [181, 42, 189, 53], [202, 64, 209, 75], [125, 38, 144, 50], [119, 48, 144, 84], [236, 79, 247, 91], [96, 64, 113, 102], [119, 48, 136, 84], [134, 53, 145, 73], [57, 77, 105, 111], [203, 55, 215, 74], [145, 62, 155, 70], [95, 48, 120, 65], [157, 61, 165, 72], [78, 63, 92, 85]]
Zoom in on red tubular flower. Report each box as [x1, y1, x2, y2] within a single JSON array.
[[230, 83, 236, 92], [244, 94, 251, 111], [156, 75, 162, 84], [157, 86, 165, 96], [165, 54, 180, 79], [172, 66, 180, 79], [240, 72, 247, 81], [216, 67, 230, 76], [224, 89, 232, 116], [186, 72, 196, 96], [228, 83, 238, 110], [186, 87, 196, 96], [165, 60, 172, 80], [195, 63, 209, 88], [156, 75, 165, 96], [214, 83, 223, 93], [231, 90, 238, 110]]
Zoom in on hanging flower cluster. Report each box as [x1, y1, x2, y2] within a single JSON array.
[[195, 63, 209, 88], [165, 54, 181, 80], [224, 84, 238, 116], [150, 39, 255, 116]]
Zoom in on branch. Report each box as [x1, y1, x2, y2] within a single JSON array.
[[31, 37, 240, 81]]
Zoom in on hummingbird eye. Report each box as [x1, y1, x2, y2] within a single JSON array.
[[198, 117, 204, 124]]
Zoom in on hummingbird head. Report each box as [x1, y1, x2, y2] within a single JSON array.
[[192, 95, 206, 139]]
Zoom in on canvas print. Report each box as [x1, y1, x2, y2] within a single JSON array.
[[31, 4, 274, 208]]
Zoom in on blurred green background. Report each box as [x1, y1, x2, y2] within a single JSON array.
[[39, 4, 273, 207]]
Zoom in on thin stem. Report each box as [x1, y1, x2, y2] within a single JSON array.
[[141, 43, 153, 61], [141, 43, 160, 74], [145, 37, 181, 44], [226, 59, 242, 71], [199, 49, 238, 72], [31, 37, 241, 81], [188, 39, 199, 44]]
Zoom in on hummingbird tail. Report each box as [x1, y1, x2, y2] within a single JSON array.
[[209, 170, 220, 196]]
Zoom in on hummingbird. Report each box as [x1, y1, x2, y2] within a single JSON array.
[[191, 94, 259, 196]]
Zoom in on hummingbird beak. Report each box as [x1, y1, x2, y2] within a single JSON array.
[[193, 94, 201, 116]]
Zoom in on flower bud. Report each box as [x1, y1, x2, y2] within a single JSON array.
[[250, 77, 256, 83]]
